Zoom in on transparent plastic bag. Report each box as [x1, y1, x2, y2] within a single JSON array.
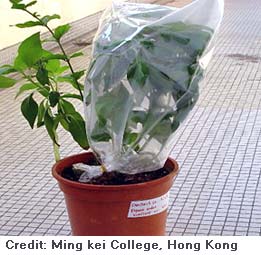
[[84, 0, 224, 174]]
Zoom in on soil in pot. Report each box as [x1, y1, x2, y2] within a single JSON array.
[[62, 162, 173, 185]]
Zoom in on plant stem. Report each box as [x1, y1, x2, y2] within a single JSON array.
[[53, 130, 61, 162], [24, 9, 84, 101], [53, 142, 61, 162]]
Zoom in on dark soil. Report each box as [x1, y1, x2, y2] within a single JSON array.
[[62, 162, 173, 185]]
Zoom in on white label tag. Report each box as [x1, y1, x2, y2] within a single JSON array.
[[128, 192, 169, 218]]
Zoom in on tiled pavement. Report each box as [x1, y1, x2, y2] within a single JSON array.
[[0, 0, 261, 236]]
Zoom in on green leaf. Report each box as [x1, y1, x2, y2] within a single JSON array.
[[25, 1, 37, 8], [58, 100, 84, 122], [55, 66, 69, 75], [57, 99, 89, 148], [148, 65, 178, 93], [59, 99, 77, 114], [17, 32, 43, 67], [59, 117, 69, 131], [56, 66, 69, 75], [0, 65, 17, 75], [45, 60, 69, 75], [37, 101, 46, 127], [0, 76, 16, 88], [54, 24, 70, 40], [41, 14, 60, 25], [70, 52, 84, 59], [72, 70, 85, 80], [49, 91, 60, 107], [10, 0, 26, 10], [91, 132, 111, 142], [36, 66, 49, 85], [16, 83, 37, 98], [44, 110, 59, 145], [67, 116, 89, 149], [127, 58, 149, 87], [10, 0, 23, 3], [95, 85, 132, 133], [13, 54, 27, 71], [61, 93, 82, 101], [45, 59, 60, 73], [15, 20, 42, 28], [42, 37, 56, 43], [11, 4, 25, 9], [130, 111, 147, 124], [90, 118, 110, 142], [21, 94, 38, 129], [149, 118, 173, 144], [160, 31, 190, 44], [124, 132, 138, 145], [141, 40, 154, 49], [188, 64, 197, 76], [57, 75, 84, 90], [42, 52, 67, 61], [37, 86, 50, 97], [171, 119, 180, 133], [57, 75, 72, 83]]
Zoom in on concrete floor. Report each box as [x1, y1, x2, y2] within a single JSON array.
[[0, 0, 261, 235]]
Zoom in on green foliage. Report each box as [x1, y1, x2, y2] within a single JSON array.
[[0, 65, 17, 75], [58, 100, 89, 149], [127, 58, 149, 87], [21, 94, 38, 129], [61, 93, 82, 101], [123, 132, 138, 146], [15, 83, 37, 98], [17, 32, 43, 67], [25, 1, 37, 8], [54, 24, 71, 40], [95, 85, 131, 135], [10, 0, 37, 9], [37, 101, 45, 127], [70, 52, 84, 59], [41, 14, 60, 25], [10, 0, 27, 10], [57, 71, 85, 90], [2, 0, 213, 165], [15, 21, 42, 28], [36, 65, 50, 85], [67, 116, 88, 149], [1, 0, 86, 161], [0, 75, 16, 88], [88, 20, 213, 154], [44, 109, 59, 145], [48, 91, 60, 107]]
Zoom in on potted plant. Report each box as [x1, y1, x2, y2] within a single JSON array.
[[0, 0, 223, 235]]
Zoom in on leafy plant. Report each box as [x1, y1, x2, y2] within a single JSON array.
[[85, 5, 214, 172], [1, 1, 214, 173], [0, 0, 88, 161]]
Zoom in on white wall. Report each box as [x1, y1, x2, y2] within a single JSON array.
[[0, 0, 124, 49]]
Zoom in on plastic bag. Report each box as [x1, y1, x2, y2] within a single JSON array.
[[84, 0, 224, 174]]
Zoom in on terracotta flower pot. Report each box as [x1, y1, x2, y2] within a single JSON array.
[[52, 152, 179, 236]]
